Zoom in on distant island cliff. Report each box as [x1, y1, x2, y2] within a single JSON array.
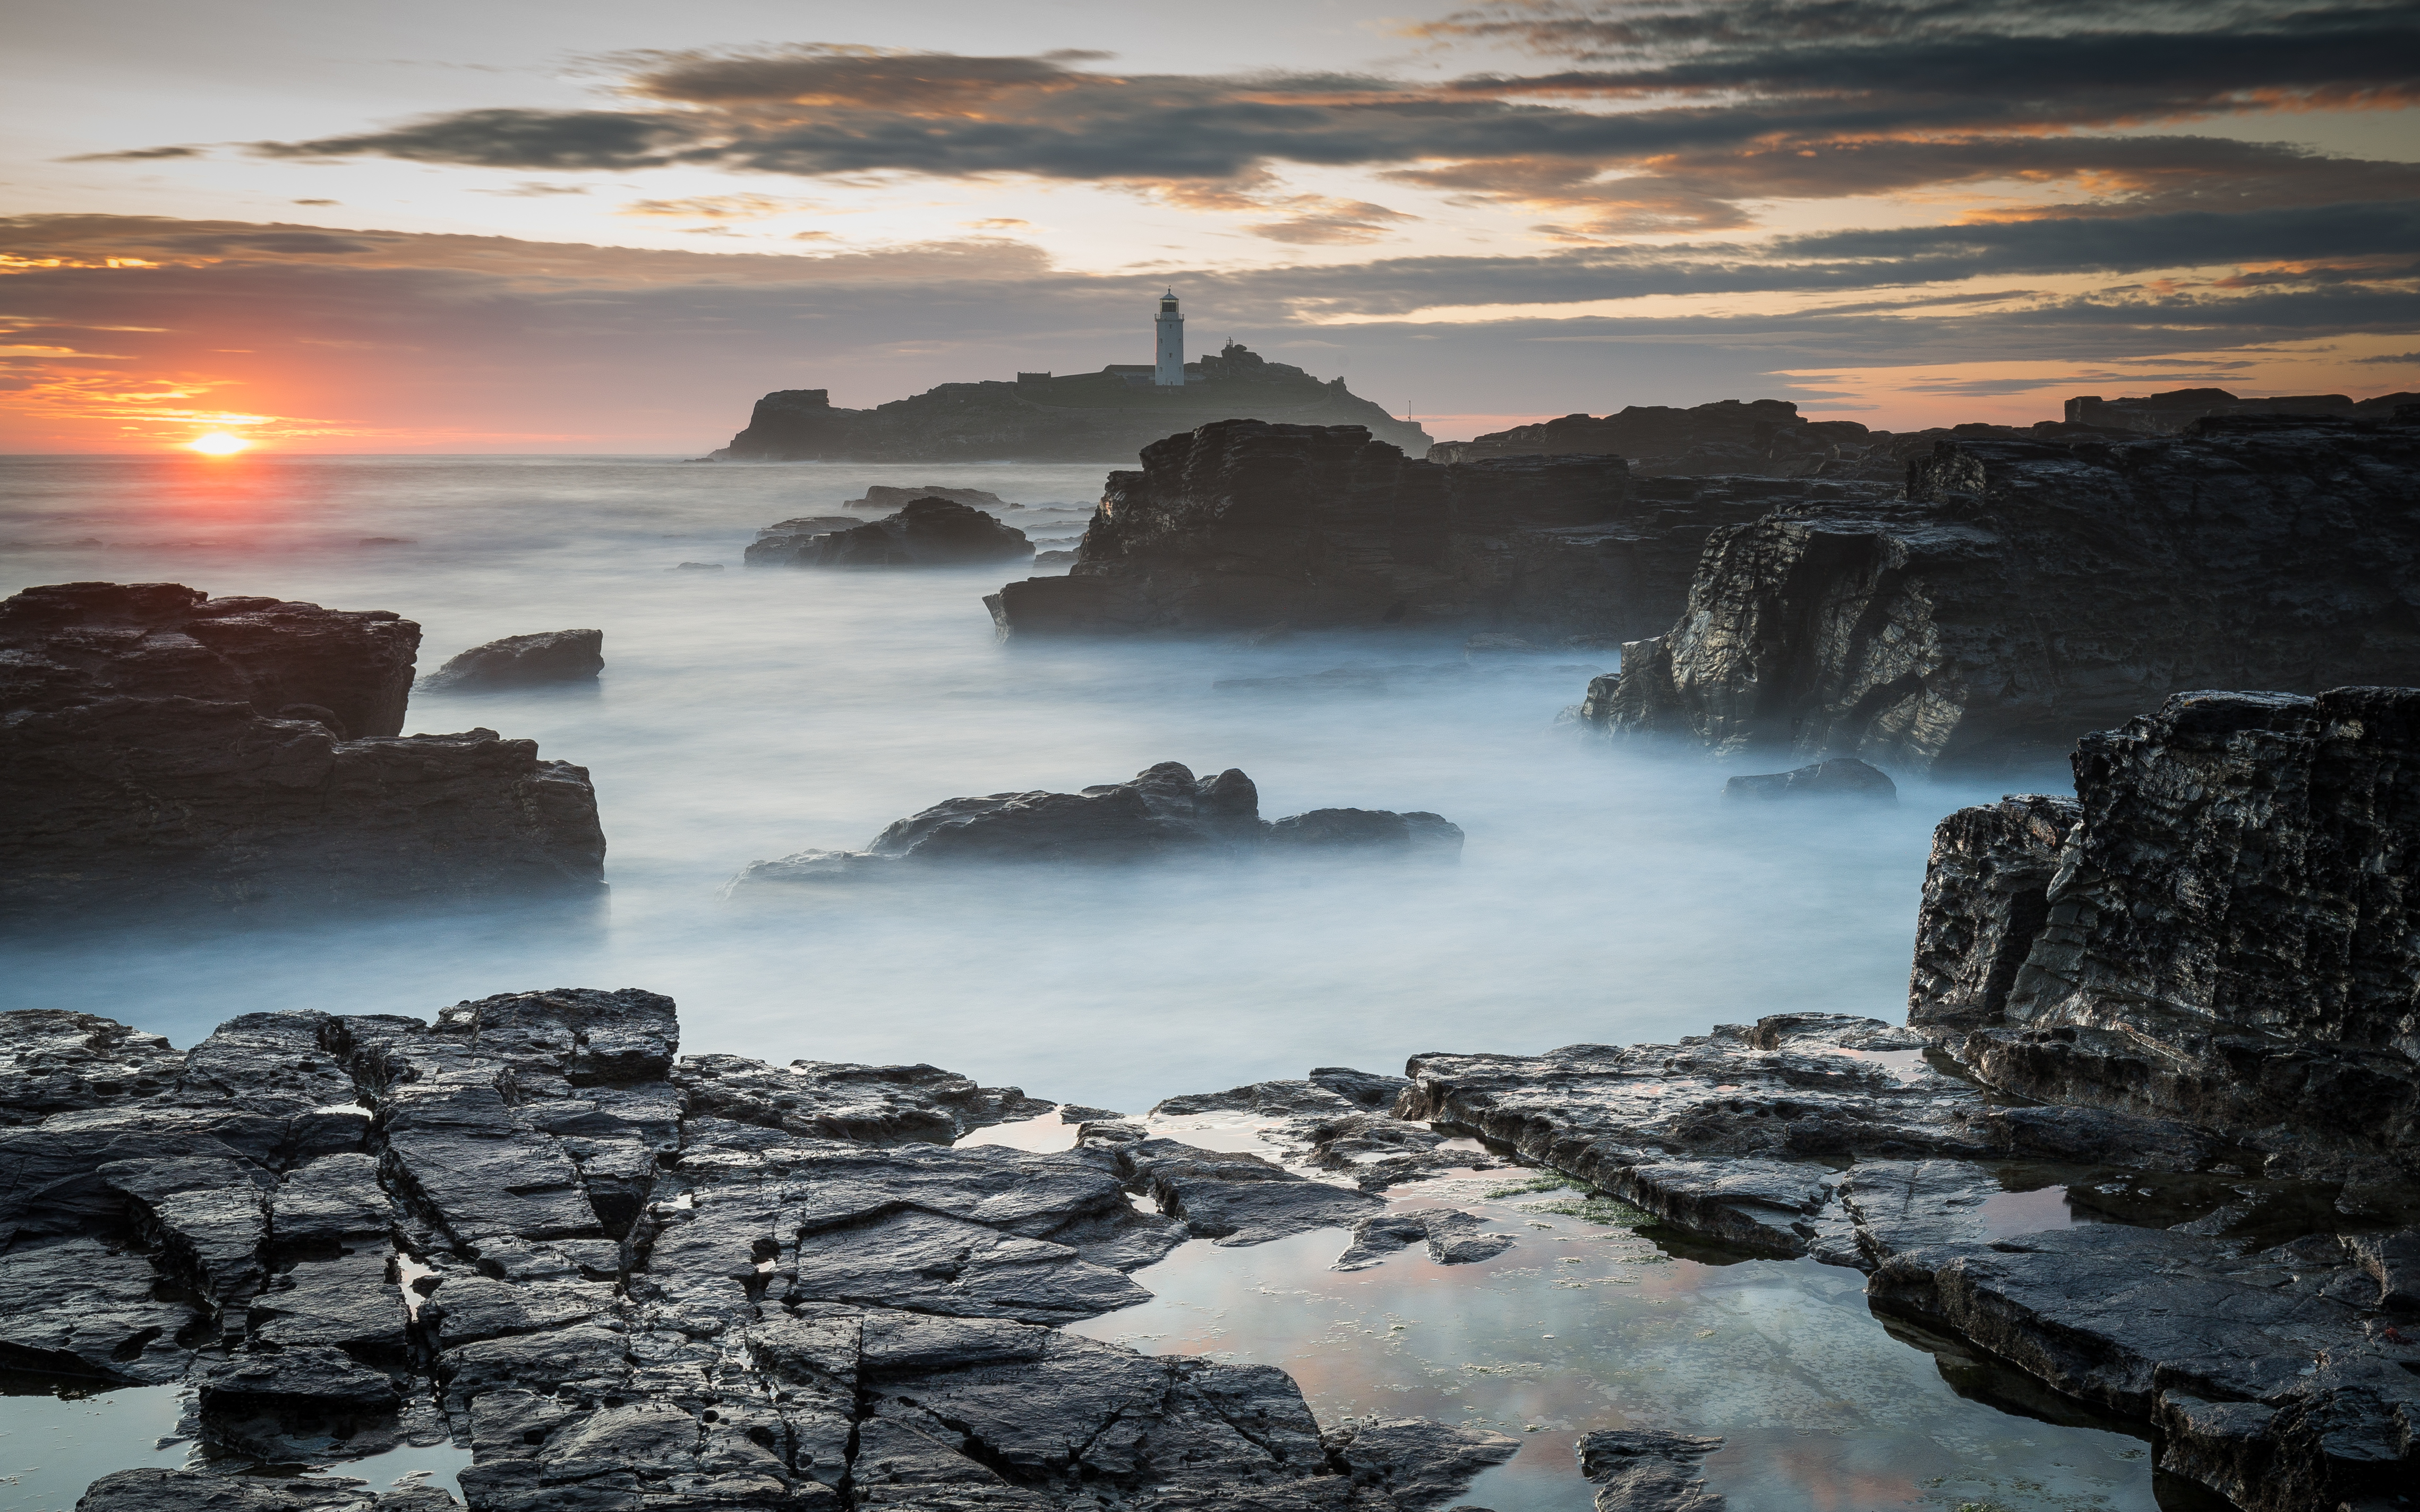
[[711, 342, 1432, 462]]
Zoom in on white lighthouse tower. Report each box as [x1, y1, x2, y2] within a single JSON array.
[[1153, 288, 1185, 386]]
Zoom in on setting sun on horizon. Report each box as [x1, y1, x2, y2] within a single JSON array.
[[183, 432, 252, 456]]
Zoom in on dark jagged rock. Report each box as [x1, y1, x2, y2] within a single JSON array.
[[1718, 757, 1895, 803], [728, 762, 1462, 887], [747, 497, 1033, 568], [1094, 1136, 1387, 1245], [1575, 1429, 1725, 1511], [11, 998, 1507, 1512], [1147, 1071, 1504, 1192], [417, 630, 603, 691], [987, 423, 1863, 640], [0, 1010, 185, 1125], [0, 582, 606, 916], [1911, 688, 2420, 1179], [1585, 417, 2420, 772], [712, 347, 1429, 463], [2065, 386, 2418, 434]]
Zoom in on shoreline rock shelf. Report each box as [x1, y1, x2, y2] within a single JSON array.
[[1582, 415, 2420, 773], [3, 992, 1517, 1512], [985, 419, 1887, 640], [729, 762, 1463, 887], [0, 582, 605, 917]]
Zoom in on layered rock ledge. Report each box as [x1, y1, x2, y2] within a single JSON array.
[[1581, 416, 2420, 772], [5, 994, 1515, 1512], [729, 762, 1461, 887], [985, 420, 1887, 640], [0, 582, 605, 917]]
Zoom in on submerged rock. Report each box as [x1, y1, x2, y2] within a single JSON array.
[[1719, 757, 1895, 803], [1910, 687, 2420, 1180], [1333, 1208, 1513, 1270], [729, 761, 1463, 887], [12, 995, 1510, 1512], [0, 582, 605, 917], [748, 496, 1032, 568], [1586, 416, 2420, 772], [416, 629, 602, 691], [844, 484, 1017, 512], [1576, 1428, 1725, 1512], [985, 421, 1858, 640]]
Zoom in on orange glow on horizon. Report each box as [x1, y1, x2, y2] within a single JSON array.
[[184, 431, 253, 456]]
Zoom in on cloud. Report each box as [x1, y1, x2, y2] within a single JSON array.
[[254, 107, 699, 169], [2355, 349, 2420, 363], [478, 181, 593, 198], [63, 145, 204, 162], [1245, 199, 1420, 245], [619, 194, 822, 221]]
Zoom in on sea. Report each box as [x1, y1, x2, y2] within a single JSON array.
[[0, 455, 2178, 1512]]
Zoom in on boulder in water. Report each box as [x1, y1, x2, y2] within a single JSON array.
[[748, 497, 1031, 568], [1721, 758, 1896, 803], [418, 629, 602, 691]]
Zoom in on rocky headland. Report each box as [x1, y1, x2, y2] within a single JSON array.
[[2065, 386, 2417, 434], [729, 762, 1461, 887], [5, 990, 1518, 1512], [984, 420, 1886, 639], [1581, 415, 2420, 772], [745, 498, 1032, 569], [711, 345, 1429, 464], [0, 582, 605, 918]]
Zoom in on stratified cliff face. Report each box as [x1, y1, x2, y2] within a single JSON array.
[[1910, 688, 2420, 1178], [713, 345, 1431, 462], [0, 582, 605, 917], [1586, 416, 2420, 772], [985, 420, 1889, 638]]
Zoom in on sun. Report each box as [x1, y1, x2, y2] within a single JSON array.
[[184, 431, 253, 456]]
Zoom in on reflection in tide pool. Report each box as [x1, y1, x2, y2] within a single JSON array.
[[1071, 1168, 2161, 1512]]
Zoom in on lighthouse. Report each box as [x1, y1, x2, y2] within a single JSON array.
[[1153, 288, 1185, 386]]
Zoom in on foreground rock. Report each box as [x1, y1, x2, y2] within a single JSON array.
[[1399, 1011, 2420, 1510], [986, 420, 1880, 639], [1911, 687, 2420, 1180], [712, 344, 1429, 463], [6, 995, 1510, 1512], [1576, 1429, 1725, 1511], [416, 629, 602, 691], [1584, 416, 2420, 772], [0, 582, 604, 917], [747, 497, 1032, 567], [729, 762, 1461, 887]]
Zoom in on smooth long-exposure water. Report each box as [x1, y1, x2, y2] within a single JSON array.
[[1, 454, 2161, 1510]]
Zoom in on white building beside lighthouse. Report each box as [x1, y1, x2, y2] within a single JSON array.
[[1153, 288, 1185, 386]]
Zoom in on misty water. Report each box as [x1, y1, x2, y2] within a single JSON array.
[[0, 455, 2168, 1510]]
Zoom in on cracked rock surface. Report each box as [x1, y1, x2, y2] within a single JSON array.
[[3, 993, 1510, 1512]]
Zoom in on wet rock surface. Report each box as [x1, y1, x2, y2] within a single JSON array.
[[985, 421, 1858, 642], [1586, 417, 2420, 772], [1911, 687, 2420, 1180], [1400, 1006, 2420, 1509], [747, 497, 1033, 568], [1574, 1428, 1724, 1512], [417, 630, 603, 691], [729, 762, 1461, 887], [6, 995, 1507, 1512], [0, 581, 605, 917], [843, 485, 1019, 512]]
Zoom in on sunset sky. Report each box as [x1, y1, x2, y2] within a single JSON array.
[[6, 0, 2417, 451]]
